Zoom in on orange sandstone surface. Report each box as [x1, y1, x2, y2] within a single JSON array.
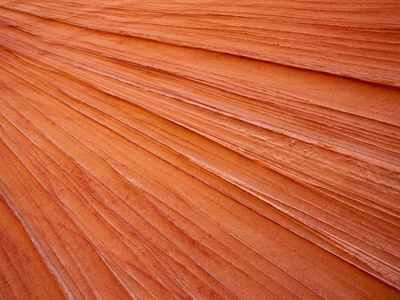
[[0, 1, 400, 299]]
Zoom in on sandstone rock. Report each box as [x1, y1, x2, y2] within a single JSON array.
[[0, 1, 399, 298]]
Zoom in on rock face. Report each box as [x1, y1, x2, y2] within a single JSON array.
[[0, 1, 399, 299]]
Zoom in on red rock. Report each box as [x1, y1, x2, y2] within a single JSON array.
[[0, 1, 399, 298]]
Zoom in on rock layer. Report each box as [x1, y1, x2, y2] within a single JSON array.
[[0, 1, 399, 299]]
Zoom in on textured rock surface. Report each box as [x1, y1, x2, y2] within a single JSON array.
[[0, 1, 399, 299]]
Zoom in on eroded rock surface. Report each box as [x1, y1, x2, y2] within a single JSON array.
[[0, 1, 399, 299]]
